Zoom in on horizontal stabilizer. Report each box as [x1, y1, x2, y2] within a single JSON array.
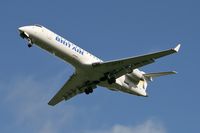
[[143, 71, 177, 81]]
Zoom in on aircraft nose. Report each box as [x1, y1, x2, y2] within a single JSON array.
[[18, 26, 32, 33], [18, 26, 26, 32], [18, 26, 30, 39]]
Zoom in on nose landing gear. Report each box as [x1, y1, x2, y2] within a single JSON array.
[[28, 43, 32, 48], [27, 38, 33, 48]]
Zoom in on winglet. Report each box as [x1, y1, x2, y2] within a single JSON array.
[[171, 71, 178, 74], [173, 44, 181, 52]]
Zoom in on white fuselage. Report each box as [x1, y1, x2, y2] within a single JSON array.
[[19, 25, 147, 96]]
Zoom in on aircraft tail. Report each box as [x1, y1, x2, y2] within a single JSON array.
[[143, 71, 177, 81]]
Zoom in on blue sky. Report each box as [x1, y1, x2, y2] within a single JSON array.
[[0, 0, 199, 133]]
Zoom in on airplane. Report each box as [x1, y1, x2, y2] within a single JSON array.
[[18, 24, 181, 106]]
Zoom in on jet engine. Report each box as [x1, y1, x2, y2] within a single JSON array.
[[126, 69, 145, 83], [124, 69, 148, 90]]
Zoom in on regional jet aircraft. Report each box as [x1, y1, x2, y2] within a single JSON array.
[[18, 24, 181, 106]]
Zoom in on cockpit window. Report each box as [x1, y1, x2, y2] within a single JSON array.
[[34, 24, 43, 28]]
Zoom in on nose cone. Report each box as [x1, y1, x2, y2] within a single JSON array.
[[18, 26, 33, 33], [18, 27, 24, 32], [18, 26, 28, 33], [18, 26, 31, 38]]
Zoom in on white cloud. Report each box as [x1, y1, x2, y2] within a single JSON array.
[[84, 120, 166, 133], [38, 121, 57, 133], [0, 74, 167, 133], [1, 74, 76, 133]]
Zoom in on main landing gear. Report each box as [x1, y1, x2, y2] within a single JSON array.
[[85, 87, 93, 95], [107, 74, 116, 84], [100, 73, 116, 84], [107, 76, 116, 84], [84, 81, 97, 95]]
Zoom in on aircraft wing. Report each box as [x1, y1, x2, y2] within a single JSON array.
[[48, 73, 86, 106], [94, 44, 181, 79]]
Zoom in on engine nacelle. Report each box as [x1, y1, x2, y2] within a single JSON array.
[[126, 69, 145, 84], [124, 69, 148, 90]]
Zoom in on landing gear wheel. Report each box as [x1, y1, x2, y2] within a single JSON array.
[[108, 77, 116, 84], [85, 87, 93, 95], [85, 89, 90, 95], [107, 74, 116, 84], [28, 44, 32, 48], [89, 88, 93, 93], [27, 38, 33, 48]]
